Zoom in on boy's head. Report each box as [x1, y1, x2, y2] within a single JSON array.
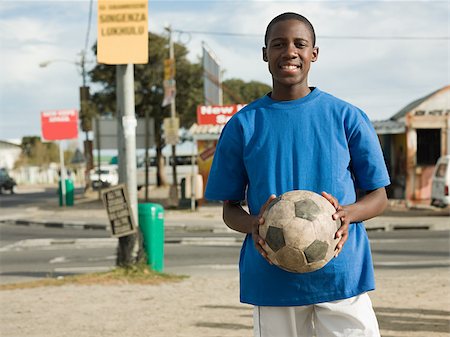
[[262, 12, 319, 99], [264, 12, 316, 47]]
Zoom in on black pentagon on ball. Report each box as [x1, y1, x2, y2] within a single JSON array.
[[304, 240, 328, 263], [294, 199, 321, 222], [265, 226, 286, 252]]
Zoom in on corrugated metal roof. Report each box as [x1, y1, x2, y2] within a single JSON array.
[[0, 140, 21, 149], [390, 85, 450, 120], [372, 120, 405, 134]]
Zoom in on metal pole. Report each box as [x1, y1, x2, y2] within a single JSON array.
[[118, 64, 138, 223], [145, 109, 150, 202], [116, 66, 126, 184], [95, 116, 101, 200], [191, 140, 196, 211], [167, 26, 178, 202], [116, 64, 139, 266], [59, 141, 66, 207]]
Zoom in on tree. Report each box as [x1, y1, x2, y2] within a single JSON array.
[[14, 136, 74, 168], [89, 32, 203, 186], [222, 78, 271, 104]]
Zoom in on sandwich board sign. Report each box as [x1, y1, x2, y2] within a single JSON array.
[[102, 184, 137, 237]]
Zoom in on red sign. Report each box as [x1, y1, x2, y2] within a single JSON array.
[[41, 110, 79, 141], [196, 104, 246, 125]]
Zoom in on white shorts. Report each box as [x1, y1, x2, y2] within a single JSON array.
[[253, 293, 380, 337]]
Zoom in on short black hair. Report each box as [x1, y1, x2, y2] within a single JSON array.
[[264, 12, 316, 47]]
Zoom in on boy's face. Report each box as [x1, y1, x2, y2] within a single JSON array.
[[263, 19, 318, 97]]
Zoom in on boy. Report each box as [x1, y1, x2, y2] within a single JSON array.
[[205, 12, 390, 337]]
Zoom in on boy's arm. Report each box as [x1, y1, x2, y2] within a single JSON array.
[[223, 195, 276, 262], [322, 187, 388, 257]]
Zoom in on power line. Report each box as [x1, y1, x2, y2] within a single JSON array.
[[83, 0, 94, 54], [173, 29, 449, 41]]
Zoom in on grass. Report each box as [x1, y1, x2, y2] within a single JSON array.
[[0, 263, 187, 291]]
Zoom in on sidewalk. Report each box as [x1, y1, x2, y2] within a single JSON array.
[[1, 188, 448, 233]]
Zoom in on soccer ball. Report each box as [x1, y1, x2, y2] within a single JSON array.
[[259, 190, 341, 273]]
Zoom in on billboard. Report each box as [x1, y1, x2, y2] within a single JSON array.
[[41, 110, 79, 141], [196, 104, 246, 125], [202, 43, 222, 105], [93, 117, 155, 149]]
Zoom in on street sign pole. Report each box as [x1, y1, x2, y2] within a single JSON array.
[[59, 140, 66, 207], [116, 64, 139, 265], [166, 26, 178, 204], [97, 0, 148, 266]]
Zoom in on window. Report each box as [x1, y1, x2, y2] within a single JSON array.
[[416, 129, 441, 166], [435, 163, 447, 178]]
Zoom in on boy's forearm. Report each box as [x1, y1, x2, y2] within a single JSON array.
[[222, 202, 255, 234], [343, 187, 388, 224]]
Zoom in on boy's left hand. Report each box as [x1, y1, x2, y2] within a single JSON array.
[[321, 191, 349, 258]]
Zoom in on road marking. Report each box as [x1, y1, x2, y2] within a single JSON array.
[[49, 256, 68, 264], [180, 237, 243, 246], [374, 260, 450, 267], [166, 264, 238, 271], [370, 238, 449, 243], [0, 238, 117, 252], [53, 266, 114, 273]]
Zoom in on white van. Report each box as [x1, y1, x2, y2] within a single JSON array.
[[431, 155, 450, 208]]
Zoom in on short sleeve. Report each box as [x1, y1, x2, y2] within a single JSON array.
[[347, 111, 391, 191], [204, 117, 248, 201]]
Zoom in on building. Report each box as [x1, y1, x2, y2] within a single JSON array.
[[374, 85, 450, 205], [190, 87, 450, 206], [0, 140, 21, 170]]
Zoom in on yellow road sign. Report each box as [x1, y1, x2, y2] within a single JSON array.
[[97, 0, 148, 64]]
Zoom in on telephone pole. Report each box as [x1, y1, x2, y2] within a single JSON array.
[[165, 26, 179, 204], [116, 64, 139, 266]]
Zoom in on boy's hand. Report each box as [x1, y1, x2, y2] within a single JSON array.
[[321, 191, 349, 258], [252, 194, 277, 264]]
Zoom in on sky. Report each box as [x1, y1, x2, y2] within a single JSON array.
[[0, 0, 449, 145]]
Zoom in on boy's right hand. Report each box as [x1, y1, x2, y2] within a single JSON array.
[[252, 194, 277, 264]]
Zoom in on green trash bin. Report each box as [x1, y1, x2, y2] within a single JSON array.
[[58, 179, 74, 207], [65, 179, 74, 206], [138, 203, 164, 272]]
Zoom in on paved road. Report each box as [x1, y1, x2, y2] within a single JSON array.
[[1, 221, 449, 284]]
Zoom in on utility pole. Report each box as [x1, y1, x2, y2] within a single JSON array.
[[165, 26, 179, 204], [116, 64, 139, 266], [79, 50, 94, 190]]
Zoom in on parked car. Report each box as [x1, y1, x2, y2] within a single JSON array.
[[0, 168, 17, 194], [89, 165, 119, 190], [431, 155, 450, 208]]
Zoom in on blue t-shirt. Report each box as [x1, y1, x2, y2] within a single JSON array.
[[205, 88, 390, 306]]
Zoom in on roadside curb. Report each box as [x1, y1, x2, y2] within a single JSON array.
[[0, 219, 108, 231], [0, 218, 227, 233], [0, 236, 243, 251], [1, 216, 448, 233]]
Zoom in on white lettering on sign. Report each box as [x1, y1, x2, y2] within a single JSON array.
[[42, 110, 76, 118], [200, 105, 234, 115], [49, 116, 70, 123], [216, 115, 232, 124]]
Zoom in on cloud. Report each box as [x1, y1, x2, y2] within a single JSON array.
[[0, 0, 448, 140]]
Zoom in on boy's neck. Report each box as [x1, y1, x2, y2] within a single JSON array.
[[270, 85, 312, 101]]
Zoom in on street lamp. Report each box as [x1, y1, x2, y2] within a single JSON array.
[[39, 52, 92, 87]]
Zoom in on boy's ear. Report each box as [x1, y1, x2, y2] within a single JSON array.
[[312, 46, 319, 62], [262, 47, 268, 62]]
